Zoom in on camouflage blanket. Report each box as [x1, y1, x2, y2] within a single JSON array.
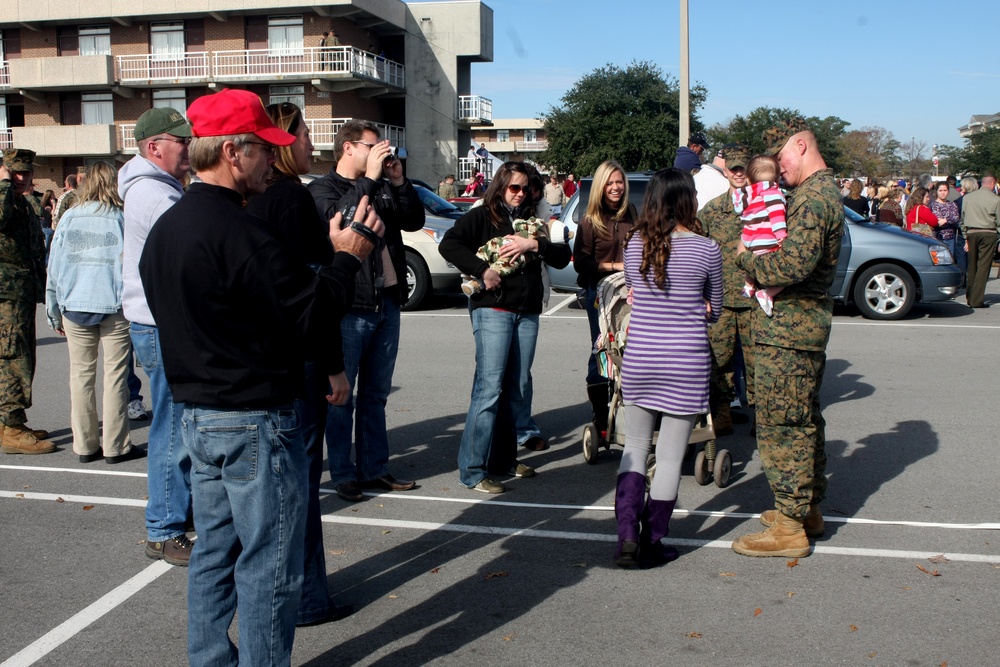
[[463, 217, 548, 295]]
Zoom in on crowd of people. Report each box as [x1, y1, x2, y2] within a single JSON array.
[[2, 96, 999, 663]]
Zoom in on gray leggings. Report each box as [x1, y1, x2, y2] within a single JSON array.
[[617, 404, 696, 502]]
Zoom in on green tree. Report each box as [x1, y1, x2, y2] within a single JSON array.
[[706, 106, 849, 173], [964, 127, 1000, 175], [538, 61, 707, 176], [838, 126, 897, 179]]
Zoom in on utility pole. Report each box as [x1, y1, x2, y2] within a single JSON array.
[[679, 0, 690, 148]]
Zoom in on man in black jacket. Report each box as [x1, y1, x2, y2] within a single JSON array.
[[308, 119, 425, 501], [139, 89, 382, 665]]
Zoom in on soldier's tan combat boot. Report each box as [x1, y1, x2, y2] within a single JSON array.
[[732, 512, 811, 558], [760, 506, 825, 537], [1, 424, 56, 455], [712, 404, 733, 436]]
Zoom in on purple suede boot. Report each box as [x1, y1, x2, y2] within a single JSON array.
[[640, 497, 679, 568], [614, 472, 646, 568]]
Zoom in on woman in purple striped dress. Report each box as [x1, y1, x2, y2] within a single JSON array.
[[613, 168, 723, 568]]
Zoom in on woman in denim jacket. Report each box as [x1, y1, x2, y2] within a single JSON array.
[[46, 162, 143, 464]]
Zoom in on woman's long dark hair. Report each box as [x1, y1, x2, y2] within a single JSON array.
[[627, 168, 701, 290], [481, 161, 532, 228]]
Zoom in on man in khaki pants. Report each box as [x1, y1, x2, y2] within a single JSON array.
[[959, 172, 1000, 309]]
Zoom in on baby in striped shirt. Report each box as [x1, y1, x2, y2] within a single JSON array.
[[732, 155, 787, 316]]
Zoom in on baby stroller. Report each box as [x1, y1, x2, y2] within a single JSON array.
[[580, 272, 732, 488]]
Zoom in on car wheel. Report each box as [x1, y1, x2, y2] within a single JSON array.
[[852, 263, 915, 320], [402, 250, 430, 312]]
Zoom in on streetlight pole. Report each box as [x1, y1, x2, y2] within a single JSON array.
[[679, 0, 690, 148]]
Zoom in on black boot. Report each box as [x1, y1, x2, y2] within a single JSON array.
[[587, 382, 610, 440], [614, 472, 646, 568], [640, 497, 679, 568]]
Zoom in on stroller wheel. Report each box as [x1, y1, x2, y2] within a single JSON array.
[[713, 449, 732, 488], [582, 424, 600, 464], [694, 449, 711, 486]]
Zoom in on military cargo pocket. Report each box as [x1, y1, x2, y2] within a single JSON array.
[[757, 372, 810, 427], [0, 324, 21, 359]]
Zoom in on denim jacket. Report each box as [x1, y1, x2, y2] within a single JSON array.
[[45, 201, 125, 331]]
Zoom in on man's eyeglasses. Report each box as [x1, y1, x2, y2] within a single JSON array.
[[506, 183, 530, 194], [351, 140, 376, 148], [245, 141, 277, 156], [153, 137, 191, 146]]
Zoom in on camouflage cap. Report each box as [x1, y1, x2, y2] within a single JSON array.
[[722, 145, 750, 170], [2, 148, 36, 172], [763, 116, 811, 156]]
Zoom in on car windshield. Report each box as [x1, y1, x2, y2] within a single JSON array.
[[843, 206, 868, 223], [415, 186, 462, 216]]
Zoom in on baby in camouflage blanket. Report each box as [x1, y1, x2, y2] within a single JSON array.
[[461, 217, 548, 296]]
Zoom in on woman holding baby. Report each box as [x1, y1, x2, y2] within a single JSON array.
[[439, 162, 571, 494]]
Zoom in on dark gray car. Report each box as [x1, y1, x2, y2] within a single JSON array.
[[548, 175, 962, 320]]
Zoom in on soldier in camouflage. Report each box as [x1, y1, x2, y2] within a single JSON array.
[[729, 119, 843, 558], [0, 148, 54, 455], [700, 145, 755, 435]]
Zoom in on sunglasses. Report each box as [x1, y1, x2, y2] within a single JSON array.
[[245, 141, 276, 156], [506, 183, 530, 194], [153, 137, 191, 146]]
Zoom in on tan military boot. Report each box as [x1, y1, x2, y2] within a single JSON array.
[[712, 404, 733, 436], [760, 507, 825, 537], [732, 512, 811, 558], [2, 424, 56, 455]]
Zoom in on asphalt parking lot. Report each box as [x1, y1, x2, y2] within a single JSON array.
[[3, 282, 1000, 667]]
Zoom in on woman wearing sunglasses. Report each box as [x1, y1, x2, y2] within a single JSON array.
[[439, 162, 571, 493]]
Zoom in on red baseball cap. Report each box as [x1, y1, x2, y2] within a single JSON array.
[[187, 89, 295, 146]]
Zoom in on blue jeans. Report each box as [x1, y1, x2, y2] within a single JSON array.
[[127, 353, 142, 403], [325, 298, 400, 485], [458, 308, 539, 488], [184, 405, 308, 667], [131, 323, 190, 542], [295, 361, 336, 625]]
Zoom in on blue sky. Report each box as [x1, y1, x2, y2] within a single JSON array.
[[437, 0, 998, 155]]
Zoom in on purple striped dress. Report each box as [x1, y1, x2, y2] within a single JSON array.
[[621, 231, 723, 415]]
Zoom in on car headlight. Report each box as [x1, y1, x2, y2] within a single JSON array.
[[927, 244, 954, 265], [420, 227, 447, 243]]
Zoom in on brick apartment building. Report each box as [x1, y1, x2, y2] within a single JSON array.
[[467, 117, 548, 179], [0, 0, 495, 193]]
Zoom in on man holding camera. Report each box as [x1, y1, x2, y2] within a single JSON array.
[[308, 120, 425, 502]]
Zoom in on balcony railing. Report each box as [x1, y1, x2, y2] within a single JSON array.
[[516, 140, 548, 152], [0, 128, 12, 150], [122, 118, 406, 154], [459, 95, 492, 124], [116, 52, 210, 83], [0, 62, 9, 89], [305, 118, 406, 150], [458, 157, 493, 182], [212, 46, 404, 88]]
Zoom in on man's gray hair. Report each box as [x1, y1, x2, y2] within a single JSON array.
[[188, 133, 256, 172]]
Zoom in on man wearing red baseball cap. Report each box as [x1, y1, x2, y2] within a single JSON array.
[[138, 88, 383, 665]]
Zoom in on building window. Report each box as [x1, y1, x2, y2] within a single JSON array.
[[269, 84, 304, 109], [150, 22, 185, 61], [79, 25, 111, 56], [153, 89, 187, 116], [524, 129, 537, 143], [268, 16, 303, 55], [81, 92, 114, 125], [496, 130, 509, 142]]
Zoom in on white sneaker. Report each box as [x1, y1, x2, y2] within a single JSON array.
[[128, 399, 148, 421]]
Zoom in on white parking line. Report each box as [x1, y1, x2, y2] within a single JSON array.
[[322, 515, 999, 564], [0, 561, 173, 667], [543, 293, 578, 316], [835, 321, 1000, 330]]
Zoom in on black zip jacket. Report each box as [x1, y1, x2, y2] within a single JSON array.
[[308, 170, 425, 310], [139, 182, 360, 408], [438, 203, 571, 314]]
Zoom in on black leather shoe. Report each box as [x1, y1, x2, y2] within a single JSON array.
[[365, 473, 416, 491], [106, 447, 147, 465], [79, 451, 104, 463], [297, 603, 354, 627], [336, 480, 364, 501]]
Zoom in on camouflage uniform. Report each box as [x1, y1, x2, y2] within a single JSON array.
[[735, 167, 842, 519], [701, 188, 755, 410], [0, 151, 46, 427]]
